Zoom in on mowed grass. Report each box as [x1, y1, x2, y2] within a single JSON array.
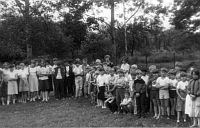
[[0, 97, 191, 127]]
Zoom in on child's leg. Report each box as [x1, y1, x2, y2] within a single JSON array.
[[45, 91, 48, 101], [7, 95, 11, 105], [183, 113, 187, 122], [165, 99, 170, 117], [160, 99, 164, 116], [42, 91, 45, 101], [192, 117, 198, 127], [170, 98, 174, 115], [156, 99, 161, 119], [197, 118, 200, 126], [177, 111, 181, 122], [1, 97, 5, 105], [152, 99, 158, 117], [12, 95, 16, 104]]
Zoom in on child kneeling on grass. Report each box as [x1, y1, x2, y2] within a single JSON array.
[[120, 92, 133, 114], [105, 92, 118, 114]]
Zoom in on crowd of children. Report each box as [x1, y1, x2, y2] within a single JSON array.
[[0, 55, 200, 127]]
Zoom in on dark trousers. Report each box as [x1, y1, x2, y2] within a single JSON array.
[[106, 100, 118, 113], [55, 79, 64, 99], [64, 77, 68, 98], [116, 88, 125, 112], [136, 93, 146, 117], [145, 89, 150, 113], [66, 76, 75, 97]]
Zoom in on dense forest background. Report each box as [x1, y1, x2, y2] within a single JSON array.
[[0, 0, 200, 65]]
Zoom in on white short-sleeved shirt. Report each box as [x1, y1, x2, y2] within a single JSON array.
[[18, 68, 29, 78], [104, 74, 111, 85], [121, 98, 132, 105], [97, 75, 106, 87], [73, 65, 83, 75], [177, 81, 188, 91], [121, 63, 130, 71], [156, 77, 170, 88]]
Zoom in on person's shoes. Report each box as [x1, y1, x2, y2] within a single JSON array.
[[190, 124, 198, 127], [113, 112, 118, 114], [102, 106, 106, 109], [156, 116, 160, 120]]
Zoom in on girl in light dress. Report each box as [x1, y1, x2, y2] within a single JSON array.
[[29, 60, 39, 102], [187, 69, 200, 127], [18, 63, 29, 103], [7, 64, 18, 105]]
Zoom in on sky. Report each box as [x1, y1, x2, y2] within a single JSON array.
[[0, 0, 174, 29], [86, 0, 174, 30]]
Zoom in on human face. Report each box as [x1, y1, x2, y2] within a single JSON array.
[[124, 93, 129, 98], [169, 74, 175, 79], [160, 71, 166, 78], [119, 72, 124, 77], [181, 76, 187, 82], [192, 72, 199, 80], [137, 73, 142, 79], [10, 67, 14, 72]]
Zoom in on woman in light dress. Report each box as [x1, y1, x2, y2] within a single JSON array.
[[29, 60, 39, 102]]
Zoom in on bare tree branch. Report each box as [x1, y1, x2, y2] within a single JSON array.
[[15, 0, 24, 15], [122, 2, 142, 28]]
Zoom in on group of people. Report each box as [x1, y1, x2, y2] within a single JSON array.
[[0, 55, 200, 127]]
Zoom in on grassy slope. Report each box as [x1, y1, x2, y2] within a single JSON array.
[[0, 98, 191, 127]]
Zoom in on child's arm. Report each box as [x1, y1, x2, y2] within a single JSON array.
[[176, 87, 185, 100], [108, 85, 117, 92]]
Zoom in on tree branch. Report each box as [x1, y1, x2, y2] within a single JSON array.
[[122, 2, 142, 28], [15, 0, 24, 15]]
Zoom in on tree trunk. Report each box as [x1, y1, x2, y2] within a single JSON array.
[[24, 0, 32, 59], [110, 0, 117, 64]]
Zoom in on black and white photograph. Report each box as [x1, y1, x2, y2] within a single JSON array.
[[0, 0, 200, 127]]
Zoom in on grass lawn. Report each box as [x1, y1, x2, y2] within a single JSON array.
[[0, 97, 192, 127]]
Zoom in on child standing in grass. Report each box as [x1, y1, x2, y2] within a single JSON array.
[[7, 64, 18, 105], [29, 60, 39, 102], [156, 68, 170, 119], [133, 70, 147, 118], [187, 69, 200, 127], [149, 68, 160, 119], [176, 72, 188, 124], [96, 69, 106, 108], [0, 70, 7, 105], [168, 69, 178, 116], [18, 63, 29, 103], [120, 92, 133, 114], [37, 60, 50, 102]]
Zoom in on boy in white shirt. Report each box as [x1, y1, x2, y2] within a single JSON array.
[[96, 69, 106, 108], [73, 60, 83, 98], [156, 68, 171, 119]]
